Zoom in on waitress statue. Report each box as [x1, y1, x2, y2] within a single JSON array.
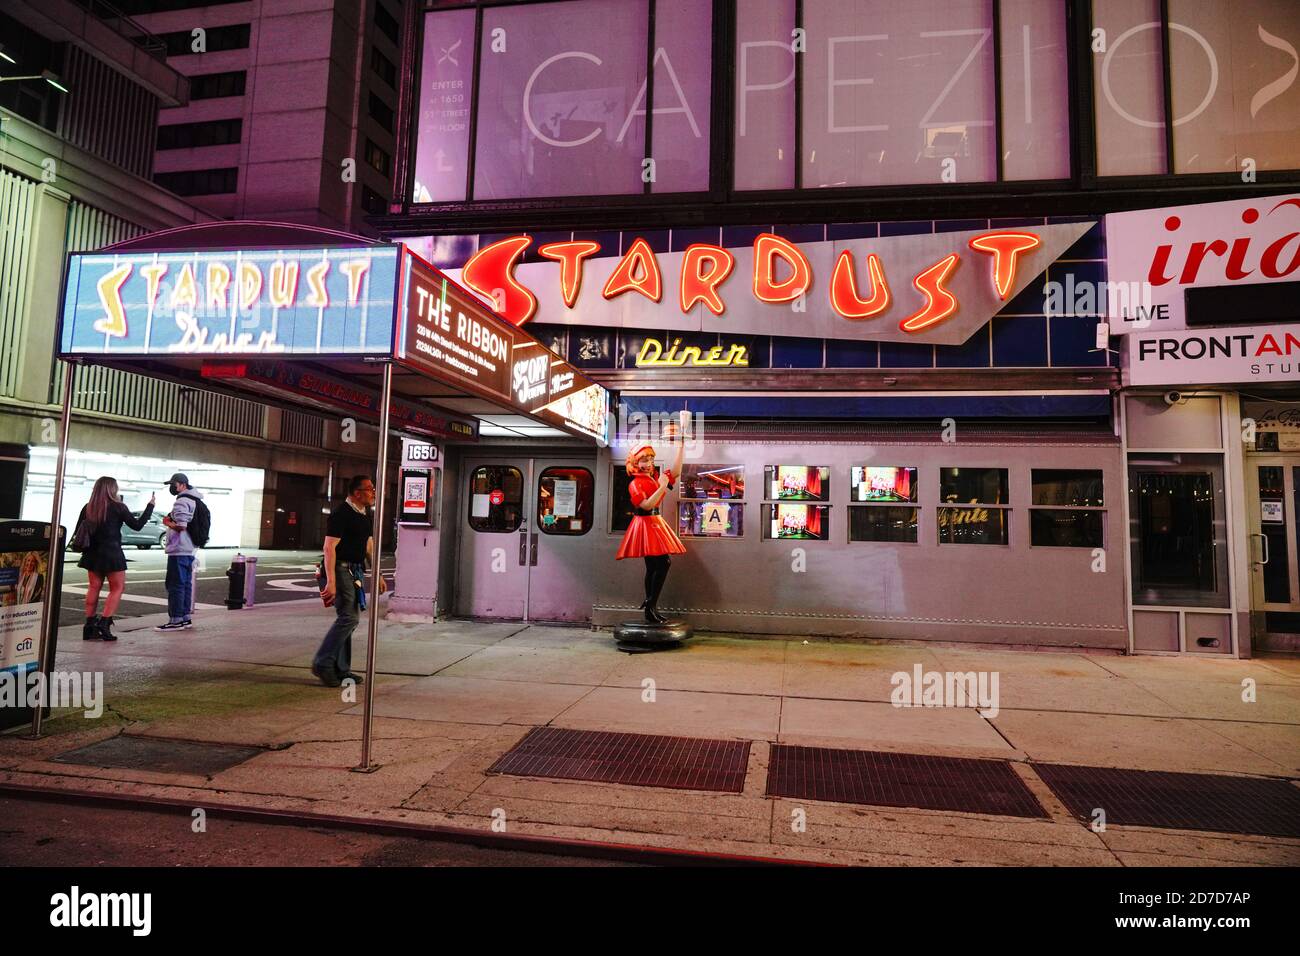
[[616, 410, 689, 626]]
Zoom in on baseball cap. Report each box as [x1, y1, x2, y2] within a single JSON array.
[[164, 473, 190, 486]]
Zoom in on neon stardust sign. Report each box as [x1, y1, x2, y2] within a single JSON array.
[[459, 230, 1041, 334]]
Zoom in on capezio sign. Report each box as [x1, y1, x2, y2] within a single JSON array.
[[1106, 193, 1300, 331], [61, 246, 400, 356], [442, 223, 1094, 347]]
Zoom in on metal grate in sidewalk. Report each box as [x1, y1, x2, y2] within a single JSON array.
[[488, 727, 751, 793], [767, 744, 1048, 819], [1034, 763, 1300, 838]]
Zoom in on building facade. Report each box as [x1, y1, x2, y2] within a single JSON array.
[[1, 0, 380, 547], [367, 0, 1300, 655], [120, 0, 408, 234]]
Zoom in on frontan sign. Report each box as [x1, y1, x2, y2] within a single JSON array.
[[440, 223, 1093, 347], [1106, 193, 1300, 332], [60, 246, 400, 357], [1126, 324, 1300, 386]]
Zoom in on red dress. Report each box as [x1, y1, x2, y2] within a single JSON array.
[[616, 472, 687, 559]]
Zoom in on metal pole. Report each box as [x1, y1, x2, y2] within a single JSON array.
[[32, 360, 75, 738], [356, 362, 393, 771]]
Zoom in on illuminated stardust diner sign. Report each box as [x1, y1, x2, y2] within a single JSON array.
[[444, 221, 1095, 347], [60, 246, 400, 356]]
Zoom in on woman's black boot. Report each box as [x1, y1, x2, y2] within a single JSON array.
[[97, 616, 118, 642], [83, 615, 101, 640]]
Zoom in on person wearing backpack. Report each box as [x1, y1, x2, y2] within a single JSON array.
[[157, 472, 209, 632]]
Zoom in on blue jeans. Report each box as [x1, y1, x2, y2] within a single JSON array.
[[313, 562, 364, 676], [165, 555, 195, 623]]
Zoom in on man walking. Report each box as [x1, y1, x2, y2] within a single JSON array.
[[313, 475, 385, 687], [156, 472, 204, 631]]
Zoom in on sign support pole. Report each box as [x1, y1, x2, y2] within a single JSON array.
[[355, 361, 393, 771], [31, 360, 75, 738]]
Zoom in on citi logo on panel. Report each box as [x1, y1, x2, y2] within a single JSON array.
[[49, 886, 151, 937]]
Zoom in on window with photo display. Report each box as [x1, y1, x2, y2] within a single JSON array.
[[676, 464, 745, 538], [765, 465, 830, 501], [849, 466, 919, 543], [762, 503, 831, 541]]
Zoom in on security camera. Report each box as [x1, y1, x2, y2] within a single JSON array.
[[1163, 390, 1183, 406]]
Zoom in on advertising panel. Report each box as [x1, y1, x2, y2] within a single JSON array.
[[1126, 324, 1300, 386], [399, 253, 610, 443]]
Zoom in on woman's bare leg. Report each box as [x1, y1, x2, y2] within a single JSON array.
[[84, 571, 103, 617], [102, 570, 127, 618]]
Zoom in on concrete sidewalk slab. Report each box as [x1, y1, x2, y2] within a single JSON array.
[[7, 604, 1298, 866], [778, 697, 1016, 757], [990, 710, 1293, 776]]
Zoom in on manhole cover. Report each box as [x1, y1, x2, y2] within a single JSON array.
[[767, 744, 1049, 819], [1034, 763, 1300, 838], [488, 727, 751, 793], [53, 736, 262, 775]]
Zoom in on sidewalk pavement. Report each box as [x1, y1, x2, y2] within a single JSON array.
[[2, 599, 1298, 866]]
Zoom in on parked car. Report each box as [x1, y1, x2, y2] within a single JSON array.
[[120, 511, 166, 549]]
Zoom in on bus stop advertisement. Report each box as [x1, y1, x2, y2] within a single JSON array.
[[52, 235, 609, 767], [0, 521, 65, 732]]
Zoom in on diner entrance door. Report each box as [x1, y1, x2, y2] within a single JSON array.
[[454, 455, 597, 623], [1245, 456, 1300, 652]]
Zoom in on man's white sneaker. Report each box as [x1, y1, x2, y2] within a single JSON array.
[[156, 621, 185, 631]]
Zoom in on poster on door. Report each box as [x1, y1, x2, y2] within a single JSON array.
[[552, 480, 578, 518], [1262, 500, 1284, 524]]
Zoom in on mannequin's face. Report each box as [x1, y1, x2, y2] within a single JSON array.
[[634, 451, 656, 474]]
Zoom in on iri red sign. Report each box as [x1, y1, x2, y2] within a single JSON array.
[[1106, 193, 1300, 331]]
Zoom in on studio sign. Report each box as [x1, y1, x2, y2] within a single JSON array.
[[450, 222, 1093, 346]]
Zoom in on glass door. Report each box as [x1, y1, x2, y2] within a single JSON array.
[[455, 456, 596, 622], [1245, 457, 1300, 646]]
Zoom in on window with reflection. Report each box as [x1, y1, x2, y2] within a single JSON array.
[[1030, 468, 1105, 548], [677, 464, 745, 537], [467, 465, 524, 532], [939, 466, 1008, 544], [537, 467, 594, 535], [849, 466, 919, 543]]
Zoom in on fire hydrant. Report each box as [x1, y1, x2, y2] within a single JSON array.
[[225, 554, 246, 609]]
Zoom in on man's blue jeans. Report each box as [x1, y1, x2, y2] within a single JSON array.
[[165, 555, 194, 623], [313, 561, 363, 676]]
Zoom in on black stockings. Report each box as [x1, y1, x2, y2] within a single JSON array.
[[642, 555, 671, 621]]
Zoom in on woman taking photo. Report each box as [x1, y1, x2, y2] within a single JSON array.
[[75, 477, 155, 641]]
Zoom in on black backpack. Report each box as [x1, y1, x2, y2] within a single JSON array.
[[179, 493, 211, 548]]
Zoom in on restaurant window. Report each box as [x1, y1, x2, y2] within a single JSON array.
[[467, 465, 524, 533], [1128, 456, 1230, 608], [938, 467, 1009, 545], [849, 466, 918, 543], [677, 464, 745, 538], [1030, 468, 1104, 548], [537, 467, 594, 535], [764, 465, 830, 501], [1092, 0, 1300, 176]]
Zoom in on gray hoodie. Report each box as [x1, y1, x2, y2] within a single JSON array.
[[165, 488, 205, 555]]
